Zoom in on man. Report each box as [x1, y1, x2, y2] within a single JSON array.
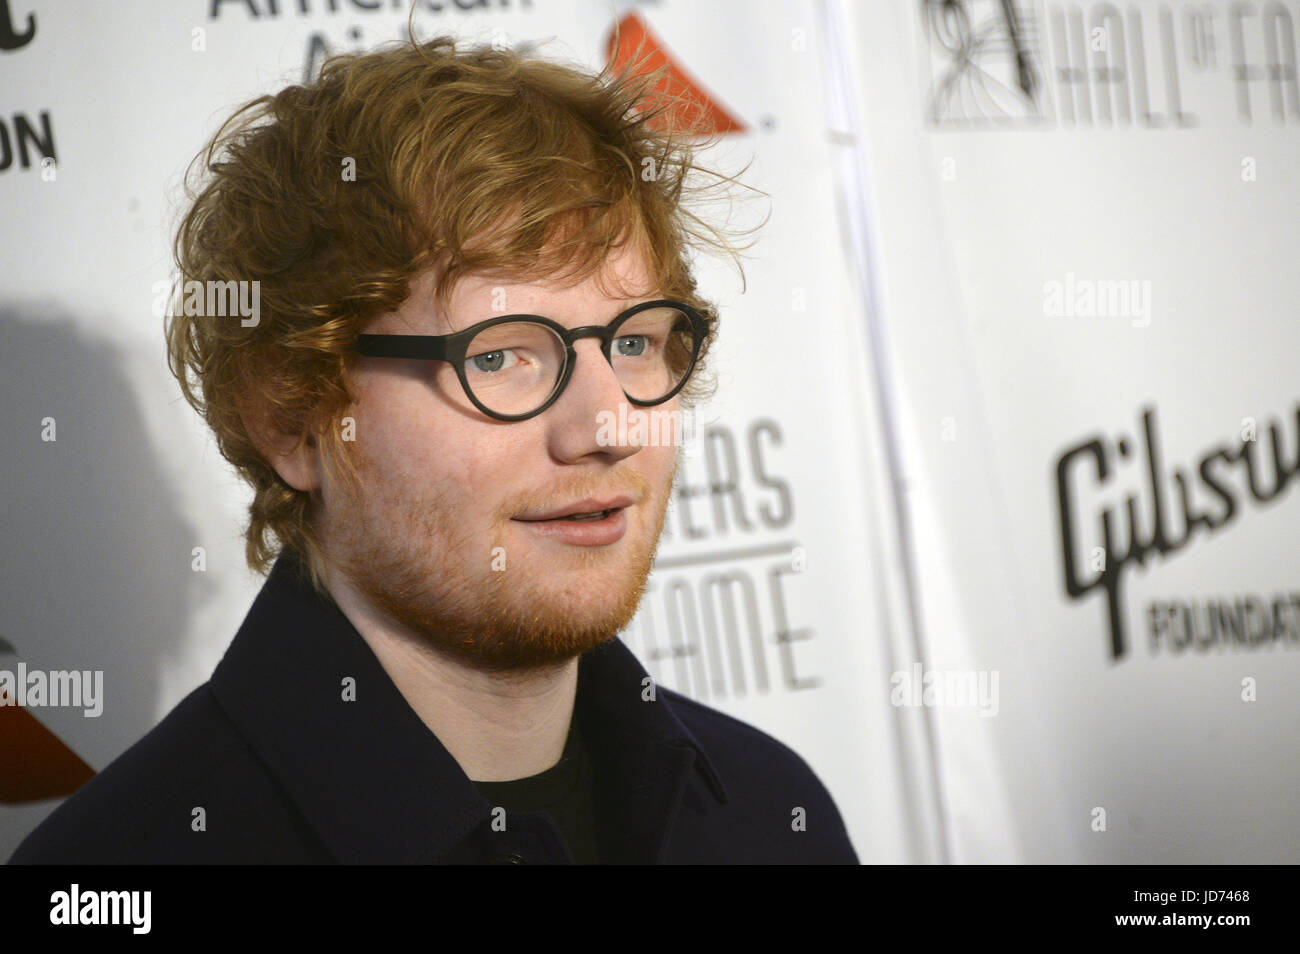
[[10, 35, 857, 864]]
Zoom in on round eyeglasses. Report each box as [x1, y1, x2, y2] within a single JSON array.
[[354, 299, 709, 422]]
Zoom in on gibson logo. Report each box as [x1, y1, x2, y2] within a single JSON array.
[[1055, 403, 1299, 660]]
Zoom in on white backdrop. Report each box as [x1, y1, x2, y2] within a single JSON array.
[[2, 0, 1295, 864], [837, 0, 1300, 862]]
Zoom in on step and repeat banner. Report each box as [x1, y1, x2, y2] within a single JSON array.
[[2, 0, 1294, 864], [0, 0, 937, 863], [836, 0, 1300, 862]]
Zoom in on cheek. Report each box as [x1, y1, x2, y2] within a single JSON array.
[[348, 375, 450, 487], [652, 444, 679, 483], [630, 442, 678, 494], [451, 429, 535, 505], [350, 372, 510, 503]]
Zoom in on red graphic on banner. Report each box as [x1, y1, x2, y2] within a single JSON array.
[[0, 703, 94, 804], [605, 12, 747, 135]]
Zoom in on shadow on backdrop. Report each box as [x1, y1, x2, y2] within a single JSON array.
[[0, 306, 206, 860]]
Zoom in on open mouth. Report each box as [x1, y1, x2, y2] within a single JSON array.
[[549, 508, 616, 522], [511, 501, 630, 545], [515, 507, 620, 523]]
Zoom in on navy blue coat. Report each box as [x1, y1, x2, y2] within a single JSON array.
[[10, 554, 859, 864]]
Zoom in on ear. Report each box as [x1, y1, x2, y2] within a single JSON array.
[[241, 405, 322, 494]]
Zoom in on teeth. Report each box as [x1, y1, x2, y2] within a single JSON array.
[[563, 509, 611, 521]]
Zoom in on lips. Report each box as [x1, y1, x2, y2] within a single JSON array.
[[513, 495, 635, 522]]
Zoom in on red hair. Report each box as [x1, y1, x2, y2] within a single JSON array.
[[166, 33, 758, 587]]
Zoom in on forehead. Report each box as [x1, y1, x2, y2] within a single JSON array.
[[384, 243, 659, 335]]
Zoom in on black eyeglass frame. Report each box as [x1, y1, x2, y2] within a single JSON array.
[[354, 298, 710, 422]]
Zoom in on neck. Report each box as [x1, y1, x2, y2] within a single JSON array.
[[322, 563, 577, 783]]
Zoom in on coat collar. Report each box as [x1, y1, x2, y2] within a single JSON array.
[[210, 552, 727, 863]]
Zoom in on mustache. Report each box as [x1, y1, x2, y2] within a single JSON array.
[[498, 474, 650, 520], [495, 461, 676, 522]]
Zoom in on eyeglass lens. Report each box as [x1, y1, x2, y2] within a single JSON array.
[[441, 306, 697, 417]]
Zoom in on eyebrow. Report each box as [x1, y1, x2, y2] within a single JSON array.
[[440, 294, 666, 333]]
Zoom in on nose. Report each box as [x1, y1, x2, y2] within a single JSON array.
[[544, 337, 642, 462]]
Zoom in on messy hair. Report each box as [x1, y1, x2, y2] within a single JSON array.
[[166, 31, 759, 589]]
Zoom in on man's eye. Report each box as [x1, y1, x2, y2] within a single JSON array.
[[614, 335, 649, 357], [467, 349, 519, 373]]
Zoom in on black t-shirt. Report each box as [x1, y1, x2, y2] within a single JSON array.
[[471, 717, 601, 864]]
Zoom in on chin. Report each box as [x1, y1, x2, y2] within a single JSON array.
[[506, 559, 652, 636], [522, 569, 647, 622]]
